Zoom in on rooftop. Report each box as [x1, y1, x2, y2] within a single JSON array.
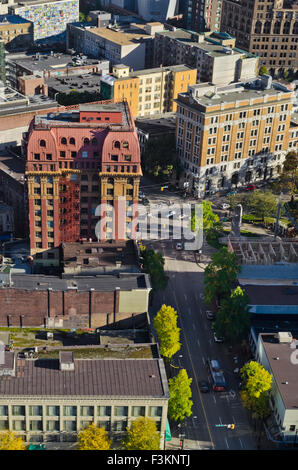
[[46, 74, 102, 95], [260, 333, 298, 409], [0, 14, 32, 25], [88, 26, 150, 45], [0, 356, 168, 398], [0, 152, 25, 184], [135, 113, 176, 135], [0, 272, 151, 291]]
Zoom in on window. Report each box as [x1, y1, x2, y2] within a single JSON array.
[[80, 406, 94, 417], [114, 141, 120, 149], [122, 141, 129, 148], [30, 420, 42, 431], [0, 406, 8, 416], [83, 138, 89, 145], [149, 406, 162, 417], [60, 151, 66, 158], [124, 155, 131, 161], [40, 139, 46, 147], [111, 155, 118, 161], [131, 406, 145, 417], [63, 421, 76, 432], [114, 406, 128, 417], [63, 406, 77, 417], [71, 151, 77, 158], [34, 153, 40, 160], [69, 137, 75, 145], [46, 421, 59, 432], [61, 137, 67, 145], [29, 406, 42, 416], [97, 406, 111, 417], [12, 421, 25, 431], [46, 153, 52, 160], [0, 420, 8, 431]]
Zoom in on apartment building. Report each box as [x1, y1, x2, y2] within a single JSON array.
[[100, 63, 197, 117], [72, 22, 164, 70], [153, 29, 259, 86], [175, 75, 295, 197], [180, 0, 223, 32], [220, 0, 298, 78], [23, 101, 142, 256], [137, 0, 178, 21], [0, 14, 33, 51], [0, 351, 169, 448], [255, 331, 298, 444]]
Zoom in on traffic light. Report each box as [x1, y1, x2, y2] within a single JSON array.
[[160, 186, 168, 191]]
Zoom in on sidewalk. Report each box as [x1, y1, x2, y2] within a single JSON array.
[[165, 437, 211, 451]]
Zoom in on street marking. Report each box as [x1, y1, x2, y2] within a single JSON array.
[[239, 438, 244, 449], [229, 390, 236, 399], [197, 338, 200, 347], [202, 356, 205, 365], [184, 294, 187, 301], [225, 437, 229, 449], [219, 416, 222, 424], [192, 322, 196, 330], [213, 395, 217, 404]]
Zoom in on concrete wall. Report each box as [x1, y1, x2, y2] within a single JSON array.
[[119, 289, 149, 314]]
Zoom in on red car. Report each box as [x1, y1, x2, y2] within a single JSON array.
[[244, 184, 256, 191]]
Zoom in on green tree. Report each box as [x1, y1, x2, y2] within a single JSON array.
[[240, 361, 273, 420], [281, 151, 298, 196], [0, 431, 26, 450], [246, 190, 277, 221], [191, 201, 220, 233], [122, 417, 161, 450], [77, 423, 111, 450], [154, 304, 181, 361], [259, 66, 269, 76], [213, 286, 251, 344], [204, 247, 240, 303], [142, 248, 168, 291], [168, 369, 193, 422], [142, 134, 178, 178]]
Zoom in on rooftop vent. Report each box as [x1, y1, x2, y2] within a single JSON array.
[[277, 332, 293, 343], [59, 351, 74, 371]]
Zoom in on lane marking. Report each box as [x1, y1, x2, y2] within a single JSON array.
[[239, 438, 244, 449], [192, 322, 196, 330], [197, 338, 201, 348], [225, 437, 229, 449]]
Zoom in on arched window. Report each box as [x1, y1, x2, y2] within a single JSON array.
[[254, 20, 262, 34], [283, 21, 290, 34], [273, 21, 281, 34], [114, 141, 120, 149], [263, 21, 271, 34], [122, 141, 129, 149], [84, 138, 89, 145], [40, 139, 46, 147], [61, 137, 67, 145], [91, 138, 97, 146], [69, 137, 75, 145], [293, 21, 298, 35], [127, 178, 133, 185]]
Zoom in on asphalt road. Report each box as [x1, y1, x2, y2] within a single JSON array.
[[140, 181, 257, 450]]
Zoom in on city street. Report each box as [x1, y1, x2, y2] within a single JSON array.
[[140, 180, 257, 450]]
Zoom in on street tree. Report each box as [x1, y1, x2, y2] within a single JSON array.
[[280, 151, 298, 196], [191, 201, 220, 233], [168, 369, 193, 422], [240, 361, 273, 420], [0, 431, 26, 450], [245, 190, 277, 221], [153, 304, 181, 361], [213, 286, 251, 344], [142, 134, 178, 178], [141, 248, 168, 291], [77, 423, 112, 450], [122, 417, 161, 450], [259, 66, 269, 76], [204, 247, 240, 303]]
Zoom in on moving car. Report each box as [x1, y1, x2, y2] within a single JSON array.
[[199, 380, 210, 393], [207, 358, 226, 391], [213, 332, 224, 343], [175, 243, 183, 250], [206, 310, 215, 320]]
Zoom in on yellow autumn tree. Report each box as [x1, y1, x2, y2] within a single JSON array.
[[122, 417, 161, 450], [0, 431, 26, 450], [77, 423, 111, 450]]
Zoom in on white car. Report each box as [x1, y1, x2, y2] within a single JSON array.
[[213, 332, 224, 343], [221, 203, 230, 210], [175, 243, 183, 250], [167, 211, 176, 217], [139, 191, 145, 198]]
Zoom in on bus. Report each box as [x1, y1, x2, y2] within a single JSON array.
[[208, 358, 226, 392]]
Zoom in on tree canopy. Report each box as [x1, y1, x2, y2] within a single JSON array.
[[122, 417, 161, 450], [259, 66, 269, 76], [77, 423, 112, 450], [213, 286, 251, 344], [191, 201, 221, 233], [141, 248, 168, 291], [153, 304, 181, 361], [168, 369, 193, 422], [0, 431, 26, 450], [204, 247, 240, 303], [228, 190, 277, 221], [142, 134, 178, 178], [240, 361, 273, 420]]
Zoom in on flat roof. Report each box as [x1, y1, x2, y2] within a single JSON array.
[[88, 26, 148, 45], [244, 285, 298, 307], [8, 53, 104, 73], [239, 264, 298, 283], [0, 153, 25, 184], [2, 272, 151, 291], [260, 333, 298, 409], [0, 14, 32, 25], [0, 357, 168, 398], [46, 74, 102, 94]]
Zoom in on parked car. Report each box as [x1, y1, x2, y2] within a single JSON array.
[[139, 191, 145, 198], [199, 380, 210, 393], [221, 203, 230, 210], [142, 198, 150, 206], [213, 332, 224, 343], [206, 310, 215, 320], [175, 242, 183, 250], [167, 210, 176, 217], [244, 184, 256, 191]]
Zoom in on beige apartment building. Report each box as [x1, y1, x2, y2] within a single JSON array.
[[175, 75, 295, 197], [0, 351, 169, 448], [100, 63, 197, 117], [0, 14, 33, 51]]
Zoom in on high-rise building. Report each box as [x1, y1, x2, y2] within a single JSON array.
[[136, 0, 178, 22], [181, 0, 223, 32], [220, 0, 298, 78], [24, 101, 142, 257], [175, 76, 295, 197]]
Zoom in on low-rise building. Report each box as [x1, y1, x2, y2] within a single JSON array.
[[0, 14, 33, 51], [175, 76, 295, 197], [45, 73, 102, 101], [154, 29, 259, 86], [0, 271, 152, 328], [255, 331, 298, 444], [100, 63, 197, 117], [0, 349, 169, 448], [135, 113, 176, 155]]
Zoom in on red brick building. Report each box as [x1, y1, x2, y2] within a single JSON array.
[[24, 101, 142, 258]]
